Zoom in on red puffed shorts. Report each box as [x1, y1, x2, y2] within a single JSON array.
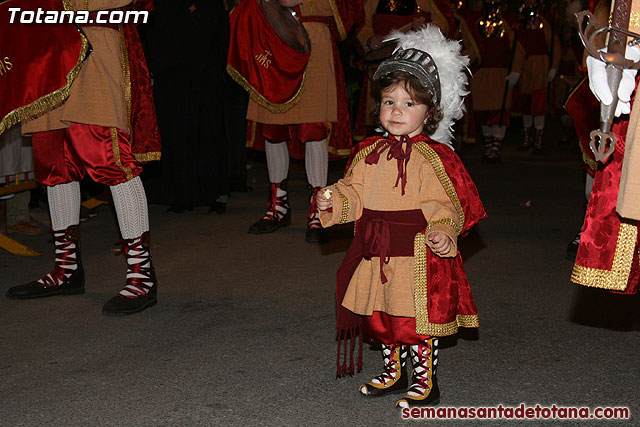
[[32, 123, 142, 187]]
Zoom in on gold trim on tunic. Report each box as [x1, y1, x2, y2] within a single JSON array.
[[413, 142, 464, 234], [328, 0, 347, 41], [345, 139, 386, 176], [111, 128, 134, 180], [630, 11, 640, 32], [413, 231, 479, 335], [571, 221, 637, 291], [134, 152, 161, 162], [332, 185, 350, 224], [427, 218, 459, 235], [119, 25, 132, 132], [226, 63, 310, 114]]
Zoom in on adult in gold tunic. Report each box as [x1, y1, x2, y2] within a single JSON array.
[[242, 0, 362, 244], [6, 0, 162, 316]]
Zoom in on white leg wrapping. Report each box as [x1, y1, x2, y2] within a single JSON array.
[[534, 115, 545, 130], [265, 140, 289, 184], [480, 125, 492, 137], [110, 176, 149, 240], [47, 181, 81, 231], [492, 125, 507, 140], [305, 139, 328, 188], [522, 115, 533, 129], [119, 235, 153, 297]]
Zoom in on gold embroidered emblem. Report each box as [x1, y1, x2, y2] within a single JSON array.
[[255, 49, 273, 69], [0, 57, 13, 76]]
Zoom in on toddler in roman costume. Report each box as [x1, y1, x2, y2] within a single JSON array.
[[317, 25, 486, 409]]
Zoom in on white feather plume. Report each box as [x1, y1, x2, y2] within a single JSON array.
[[386, 25, 470, 147]]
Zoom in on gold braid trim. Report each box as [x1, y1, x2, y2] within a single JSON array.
[[413, 142, 464, 234], [571, 221, 637, 291], [119, 25, 132, 133], [117, 21, 158, 162], [0, 8, 89, 135], [327, 146, 350, 157], [414, 231, 479, 335], [111, 128, 134, 180], [226, 63, 310, 114], [414, 232, 430, 334], [578, 137, 599, 171], [327, 0, 347, 41], [427, 218, 459, 235], [345, 139, 386, 177], [631, 11, 640, 32], [134, 152, 161, 162], [332, 185, 350, 224], [246, 120, 257, 148]]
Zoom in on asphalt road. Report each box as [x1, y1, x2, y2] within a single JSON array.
[[1, 121, 638, 426]]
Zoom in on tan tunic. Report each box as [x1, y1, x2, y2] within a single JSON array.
[[246, 0, 337, 124], [517, 16, 561, 95], [320, 142, 458, 317], [472, 67, 510, 111], [22, 0, 131, 134]]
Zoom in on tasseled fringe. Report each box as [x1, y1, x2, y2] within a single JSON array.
[[336, 325, 363, 378]]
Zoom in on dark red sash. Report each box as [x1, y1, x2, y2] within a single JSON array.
[[336, 209, 426, 376]]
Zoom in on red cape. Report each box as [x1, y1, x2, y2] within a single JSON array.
[[0, 0, 87, 135]]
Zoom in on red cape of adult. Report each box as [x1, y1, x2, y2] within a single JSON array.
[[0, 0, 88, 136], [0, 0, 160, 160]]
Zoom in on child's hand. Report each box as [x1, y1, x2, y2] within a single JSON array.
[[317, 187, 333, 211], [427, 231, 452, 256]]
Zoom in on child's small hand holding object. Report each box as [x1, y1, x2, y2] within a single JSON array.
[[427, 231, 452, 256], [317, 188, 333, 211]]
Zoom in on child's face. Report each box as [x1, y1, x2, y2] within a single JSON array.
[[379, 83, 429, 139]]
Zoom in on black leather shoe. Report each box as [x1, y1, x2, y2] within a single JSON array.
[[248, 211, 291, 234], [102, 285, 157, 316], [6, 265, 85, 299], [305, 226, 328, 244]]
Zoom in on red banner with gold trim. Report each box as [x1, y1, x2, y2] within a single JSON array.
[[226, 0, 310, 113], [0, 0, 88, 136]]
